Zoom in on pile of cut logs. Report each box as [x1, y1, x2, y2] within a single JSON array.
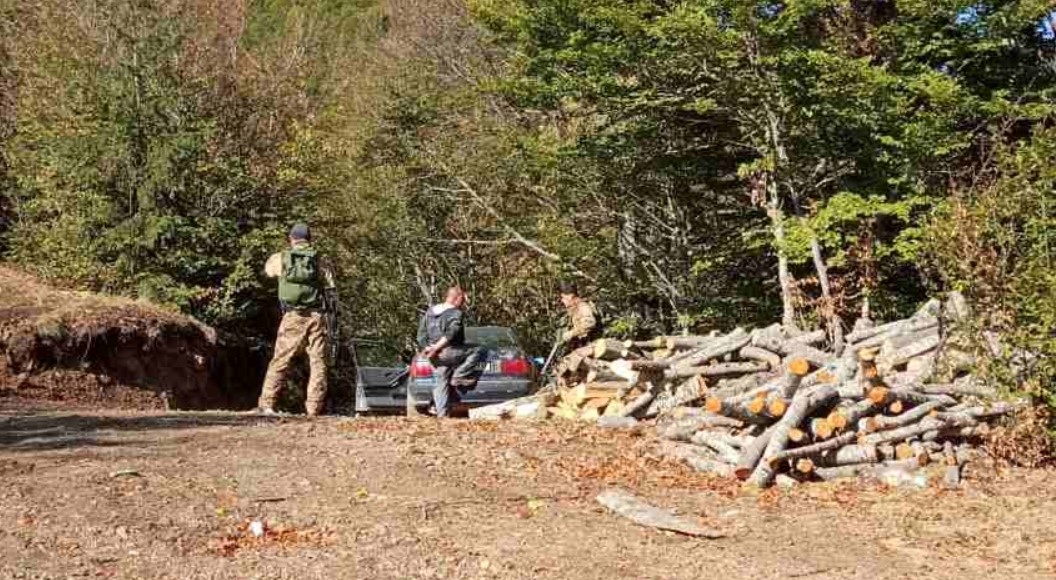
[[470, 293, 1018, 487]]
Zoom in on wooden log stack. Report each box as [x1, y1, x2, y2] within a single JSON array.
[[469, 292, 1020, 488]]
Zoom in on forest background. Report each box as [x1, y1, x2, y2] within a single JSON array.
[[1, 0, 1053, 414]]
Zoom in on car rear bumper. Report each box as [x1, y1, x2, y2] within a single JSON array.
[[355, 378, 533, 412]]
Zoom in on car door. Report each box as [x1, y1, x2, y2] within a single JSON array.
[[351, 339, 409, 412]]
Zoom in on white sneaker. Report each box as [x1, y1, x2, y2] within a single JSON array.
[[256, 407, 278, 416]]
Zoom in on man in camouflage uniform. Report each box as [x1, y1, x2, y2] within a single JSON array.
[[417, 286, 486, 418], [559, 281, 601, 350], [258, 223, 337, 416]]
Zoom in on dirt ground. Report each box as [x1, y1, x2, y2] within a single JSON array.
[[1, 402, 1054, 580]]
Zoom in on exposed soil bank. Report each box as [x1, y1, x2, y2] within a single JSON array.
[[0, 267, 264, 410]]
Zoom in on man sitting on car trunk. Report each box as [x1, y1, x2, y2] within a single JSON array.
[[417, 286, 486, 417]]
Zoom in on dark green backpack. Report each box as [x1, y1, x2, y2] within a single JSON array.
[[278, 245, 321, 309]]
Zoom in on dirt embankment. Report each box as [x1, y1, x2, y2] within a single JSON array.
[[0, 267, 263, 410]]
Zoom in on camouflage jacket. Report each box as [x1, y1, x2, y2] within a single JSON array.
[[563, 300, 599, 342]]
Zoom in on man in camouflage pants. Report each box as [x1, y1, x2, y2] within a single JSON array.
[[258, 223, 337, 416]]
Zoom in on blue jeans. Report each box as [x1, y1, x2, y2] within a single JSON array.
[[431, 345, 486, 417]]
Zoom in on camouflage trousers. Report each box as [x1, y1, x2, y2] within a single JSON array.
[[259, 310, 328, 415]]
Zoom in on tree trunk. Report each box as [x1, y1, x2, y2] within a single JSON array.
[[769, 204, 797, 328], [809, 235, 845, 353]]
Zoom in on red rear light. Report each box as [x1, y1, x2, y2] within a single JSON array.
[[411, 360, 434, 378], [500, 357, 531, 376]]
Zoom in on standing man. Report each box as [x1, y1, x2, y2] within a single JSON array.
[[258, 223, 337, 416], [559, 281, 602, 350], [417, 286, 486, 418]]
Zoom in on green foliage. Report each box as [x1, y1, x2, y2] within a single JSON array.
[[2, 0, 340, 336], [2, 0, 1055, 384], [927, 125, 1056, 412]]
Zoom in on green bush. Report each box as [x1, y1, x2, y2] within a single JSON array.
[[928, 125, 1056, 420]]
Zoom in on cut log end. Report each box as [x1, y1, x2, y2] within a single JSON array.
[[787, 357, 811, 377], [867, 386, 890, 405], [795, 458, 815, 474], [704, 397, 723, 414], [747, 394, 767, 415], [827, 410, 849, 431], [767, 397, 788, 418], [812, 418, 834, 440], [858, 347, 880, 362]]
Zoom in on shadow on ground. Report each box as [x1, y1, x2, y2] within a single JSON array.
[[0, 411, 301, 452]]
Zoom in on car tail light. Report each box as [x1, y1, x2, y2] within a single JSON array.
[[501, 357, 531, 376], [411, 360, 434, 378]]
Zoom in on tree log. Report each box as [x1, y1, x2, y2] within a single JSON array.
[[789, 329, 827, 346], [690, 432, 743, 464], [734, 424, 777, 480], [922, 423, 990, 442], [738, 345, 782, 370], [866, 386, 956, 408], [920, 377, 997, 399], [596, 488, 725, 538], [468, 395, 548, 420], [623, 337, 664, 351], [664, 362, 768, 380], [819, 444, 879, 467], [878, 331, 941, 372], [656, 415, 745, 441], [748, 385, 840, 487], [814, 464, 868, 481], [711, 373, 766, 399], [609, 358, 672, 383], [657, 440, 736, 479], [767, 431, 857, 465], [861, 400, 946, 433], [832, 398, 880, 429], [704, 394, 774, 425], [620, 389, 657, 418], [593, 339, 635, 361], [766, 392, 788, 418], [752, 327, 833, 367], [846, 316, 938, 350], [859, 414, 978, 446], [676, 328, 751, 368], [645, 375, 708, 417], [810, 417, 834, 440], [777, 358, 811, 398], [664, 335, 715, 350], [934, 402, 1016, 422], [560, 345, 598, 376]]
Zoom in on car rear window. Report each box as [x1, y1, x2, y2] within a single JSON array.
[[353, 340, 404, 367], [465, 326, 518, 348]]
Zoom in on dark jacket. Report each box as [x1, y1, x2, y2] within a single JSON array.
[[417, 303, 466, 349]]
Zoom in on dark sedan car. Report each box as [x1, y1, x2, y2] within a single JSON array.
[[352, 326, 537, 414]]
